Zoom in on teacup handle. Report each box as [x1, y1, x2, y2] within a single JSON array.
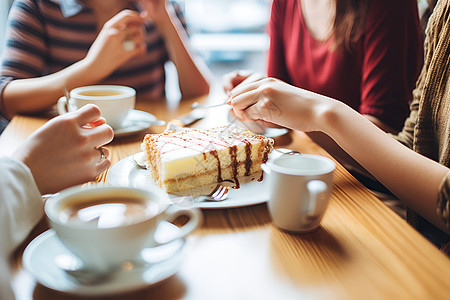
[[304, 180, 327, 219], [57, 96, 69, 115], [154, 205, 202, 245]]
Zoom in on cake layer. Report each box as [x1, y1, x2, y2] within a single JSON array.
[[141, 126, 274, 192]]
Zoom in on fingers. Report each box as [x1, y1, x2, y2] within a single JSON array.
[[228, 84, 262, 119], [123, 27, 146, 55], [106, 10, 146, 30], [87, 117, 107, 128], [73, 104, 103, 126], [223, 70, 249, 94], [95, 147, 111, 173], [83, 123, 114, 148], [96, 157, 112, 174]]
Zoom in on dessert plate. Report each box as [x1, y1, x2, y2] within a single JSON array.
[[108, 154, 270, 209], [23, 223, 184, 296], [114, 110, 160, 137]]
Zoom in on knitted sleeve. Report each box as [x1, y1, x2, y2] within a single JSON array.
[[437, 171, 450, 228]]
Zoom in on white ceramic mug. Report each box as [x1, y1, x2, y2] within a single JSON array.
[[262, 154, 335, 233], [45, 185, 201, 273], [57, 85, 135, 129]]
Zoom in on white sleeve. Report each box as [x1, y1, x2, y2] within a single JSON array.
[[0, 157, 43, 300]]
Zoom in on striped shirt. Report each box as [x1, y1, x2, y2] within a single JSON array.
[[0, 0, 186, 119]]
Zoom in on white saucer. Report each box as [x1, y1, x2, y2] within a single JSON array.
[[23, 222, 184, 296], [113, 110, 159, 137]]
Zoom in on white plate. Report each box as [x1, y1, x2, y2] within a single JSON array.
[[107, 154, 270, 209], [23, 223, 184, 296], [113, 110, 158, 137]]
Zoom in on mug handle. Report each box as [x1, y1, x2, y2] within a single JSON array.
[[154, 205, 202, 245], [304, 180, 328, 219], [57, 96, 69, 115]]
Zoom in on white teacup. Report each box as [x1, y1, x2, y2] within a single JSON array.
[[262, 154, 335, 233], [57, 85, 135, 129], [45, 185, 201, 273]]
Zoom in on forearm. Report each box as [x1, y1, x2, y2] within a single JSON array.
[[319, 101, 449, 233], [3, 60, 103, 115], [153, 9, 210, 98]]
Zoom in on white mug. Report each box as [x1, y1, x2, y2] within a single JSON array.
[[262, 154, 335, 233], [45, 185, 201, 273], [57, 85, 135, 129]]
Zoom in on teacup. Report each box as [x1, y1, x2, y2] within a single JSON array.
[[262, 154, 335, 233], [57, 85, 135, 129], [45, 185, 201, 273]]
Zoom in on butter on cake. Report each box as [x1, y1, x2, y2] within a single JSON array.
[[141, 126, 274, 192]]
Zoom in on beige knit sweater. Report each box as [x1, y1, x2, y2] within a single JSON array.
[[394, 0, 450, 252]]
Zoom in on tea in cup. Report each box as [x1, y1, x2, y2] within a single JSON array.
[[45, 185, 201, 274], [57, 85, 135, 129], [262, 154, 335, 233]]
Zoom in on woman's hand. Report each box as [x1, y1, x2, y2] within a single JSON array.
[[12, 104, 114, 195], [223, 70, 253, 95], [137, 0, 170, 26], [82, 10, 147, 80], [229, 77, 335, 133]]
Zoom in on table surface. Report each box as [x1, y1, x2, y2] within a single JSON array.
[[1, 96, 450, 300]]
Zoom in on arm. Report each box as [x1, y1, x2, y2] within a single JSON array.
[[0, 104, 113, 299], [1, 5, 146, 116], [138, 0, 210, 99], [229, 78, 450, 234], [0, 157, 43, 300]]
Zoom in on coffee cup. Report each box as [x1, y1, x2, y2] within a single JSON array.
[[57, 85, 135, 129], [45, 185, 201, 273], [262, 153, 335, 233]]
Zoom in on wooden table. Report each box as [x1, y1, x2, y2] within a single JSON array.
[[2, 97, 450, 300]]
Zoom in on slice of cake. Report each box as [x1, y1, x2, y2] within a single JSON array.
[[141, 126, 274, 192]]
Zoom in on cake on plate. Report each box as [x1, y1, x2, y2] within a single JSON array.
[[141, 126, 274, 192]]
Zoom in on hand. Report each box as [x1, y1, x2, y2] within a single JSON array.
[[12, 104, 114, 195], [229, 77, 334, 133], [223, 70, 253, 95], [137, 0, 170, 26], [83, 10, 147, 79]]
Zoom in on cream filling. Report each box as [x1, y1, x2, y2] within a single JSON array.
[[159, 143, 265, 180]]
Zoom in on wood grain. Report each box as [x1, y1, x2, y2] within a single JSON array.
[[3, 98, 450, 300]]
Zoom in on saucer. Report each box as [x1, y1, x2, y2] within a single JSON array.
[[23, 222, 184, 296], [113, 110, 159, 137]]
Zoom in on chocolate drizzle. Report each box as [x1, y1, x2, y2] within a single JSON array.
[[229, 145, 238, 182], [244, 140, 252, 176], [258, 172, 264, 182], [211, 150, 222, 182]]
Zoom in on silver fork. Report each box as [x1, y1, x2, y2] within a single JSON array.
[[197, 185, 230, 202]]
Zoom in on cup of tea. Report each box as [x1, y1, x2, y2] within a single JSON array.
[[262, 154, 335, 233], [45, 185, 201, 273], [57, 85, 135, 129]]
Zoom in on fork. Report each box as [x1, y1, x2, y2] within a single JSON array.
[[197, 185, 230, 202]]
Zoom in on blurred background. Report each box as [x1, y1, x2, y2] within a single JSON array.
[[0, 0, 429, 100], [0, 0, 271, 101], [167, 0, 271, 100]]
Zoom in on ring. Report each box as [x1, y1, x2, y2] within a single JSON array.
[[98, 147, 107, 163], [122, 39, 135, 52]]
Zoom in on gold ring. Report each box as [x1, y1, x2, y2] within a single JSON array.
[[98, 147, 107, 162]]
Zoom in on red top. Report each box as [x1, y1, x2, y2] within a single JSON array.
[[268, 0, 423, 130]]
